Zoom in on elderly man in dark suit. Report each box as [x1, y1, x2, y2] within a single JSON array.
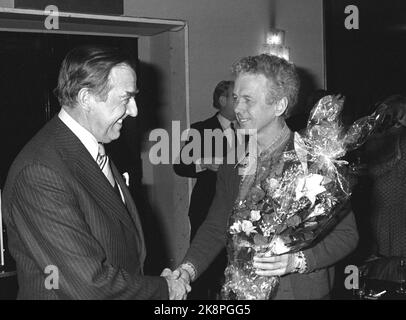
[[173, 54, 359, 300], [1, 45, 189, 299]]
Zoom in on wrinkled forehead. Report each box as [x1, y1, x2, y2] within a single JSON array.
[[234, 72, 272, 91]]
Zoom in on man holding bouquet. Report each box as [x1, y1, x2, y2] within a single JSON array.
[[173, 54, 359, 299]]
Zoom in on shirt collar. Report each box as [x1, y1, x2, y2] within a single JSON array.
[[58, 108, 99, 161], [217, 113, 235, 130]]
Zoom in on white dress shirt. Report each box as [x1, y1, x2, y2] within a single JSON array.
[[58, 108, 125, 202], [195, 113, 237, 172]]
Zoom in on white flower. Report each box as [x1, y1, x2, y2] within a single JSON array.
[[267, 178, 279, 193], [295, 174, 326, 205], [230, 221, 243, 234], [250, 210, 261, 221], [307, 203, 326, 219], [269, 236, 289, 255], [241, 220, 257, 236]]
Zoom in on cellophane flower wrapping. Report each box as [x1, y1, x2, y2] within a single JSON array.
[[221, 95, 384, 300]]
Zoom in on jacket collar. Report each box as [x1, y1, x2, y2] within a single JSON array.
[[51, 116, 142, 238]]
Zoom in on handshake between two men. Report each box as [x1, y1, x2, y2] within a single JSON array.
[[161, 265, 193, 300], [159, 252, 307, 299]]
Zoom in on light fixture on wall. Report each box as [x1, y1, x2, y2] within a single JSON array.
[[261, 29, 290, 61]]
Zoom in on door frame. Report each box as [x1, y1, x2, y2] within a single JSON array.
[[0, 6, 191, 267]]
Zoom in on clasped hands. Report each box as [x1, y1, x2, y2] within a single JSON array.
[[161, 267, 191, 300], [160, 253, 299, 299]]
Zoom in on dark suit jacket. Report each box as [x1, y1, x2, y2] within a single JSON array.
[[184, 133, 359, 300], [173, 113, 228, 239], [1, 116, 168, 299]]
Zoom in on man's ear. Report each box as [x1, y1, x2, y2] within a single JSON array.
[[275, 97, 288, 116], [77, 88, 92, 111], [219, 95, 227, 108]]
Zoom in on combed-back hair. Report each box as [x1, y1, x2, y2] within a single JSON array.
[[54, 45, 136, 107], [213, 80, 234, 109]]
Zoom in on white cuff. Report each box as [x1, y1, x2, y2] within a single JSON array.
[[180, 262, 197, 282], [295, 251, 308, 274], [194, 158, 206, 173]]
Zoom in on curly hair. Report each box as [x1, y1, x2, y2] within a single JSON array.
[[232, 54, 300, 118]]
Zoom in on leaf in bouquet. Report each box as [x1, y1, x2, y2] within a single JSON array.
[[261, 213, 273, 224], [247, 185, 266, 203], [286, 199, 311, 225], [235, 207, 251, 220], [261, 200, 275, 214], [236, 246, 254, 262], [253, 234, 269, 247], [235, 237, 252, 249], [246, 199, 259, 210], [295, 229, 317, 243], [275, 223, 288, 234], [286, 215, 302, 228]]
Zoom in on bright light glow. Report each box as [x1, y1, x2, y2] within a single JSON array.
[[262, 29, 290, 61], [266, 29, 285, 45]]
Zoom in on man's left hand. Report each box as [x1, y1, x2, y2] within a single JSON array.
[[253, 253, 297, 277]]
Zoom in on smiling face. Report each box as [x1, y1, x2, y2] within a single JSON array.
[[87, 64, 138, 143], [233, 73, 278, 135]]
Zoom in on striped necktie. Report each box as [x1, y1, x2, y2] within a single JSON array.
[[96, 143, 116, 187], [230, 121, 236, 133]]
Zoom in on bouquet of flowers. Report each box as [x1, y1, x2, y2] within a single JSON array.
[[221, 95, 383, 300]]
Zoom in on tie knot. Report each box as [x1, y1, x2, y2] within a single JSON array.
[[230, 121, 236, 131], [98, 143, 106, 156]]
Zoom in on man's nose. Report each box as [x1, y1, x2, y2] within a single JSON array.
[[234, 99, 244, 114], [126, 97, 138, 117]]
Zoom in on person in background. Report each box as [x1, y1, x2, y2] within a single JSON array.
[[365, 94, 406, 258], [1, 45, 189, 300], [173, 80, 236, 299]]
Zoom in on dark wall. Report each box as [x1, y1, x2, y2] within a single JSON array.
[[324, 0, 406, 124], [15, 0, 123, 15]]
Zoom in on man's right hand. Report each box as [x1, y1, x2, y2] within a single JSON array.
[[195, 157, 222, 172], [161, 268, 191, 300], [200, 163, 221, 172]]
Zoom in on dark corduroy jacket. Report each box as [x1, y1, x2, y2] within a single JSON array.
[[184, 131, 359, 299]]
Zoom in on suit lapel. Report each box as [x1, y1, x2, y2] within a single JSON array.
[[110, 161, 146, 266], [231, 164, 242, 202], [208, 113, 223, 131], [53, 117, 138, 236]]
